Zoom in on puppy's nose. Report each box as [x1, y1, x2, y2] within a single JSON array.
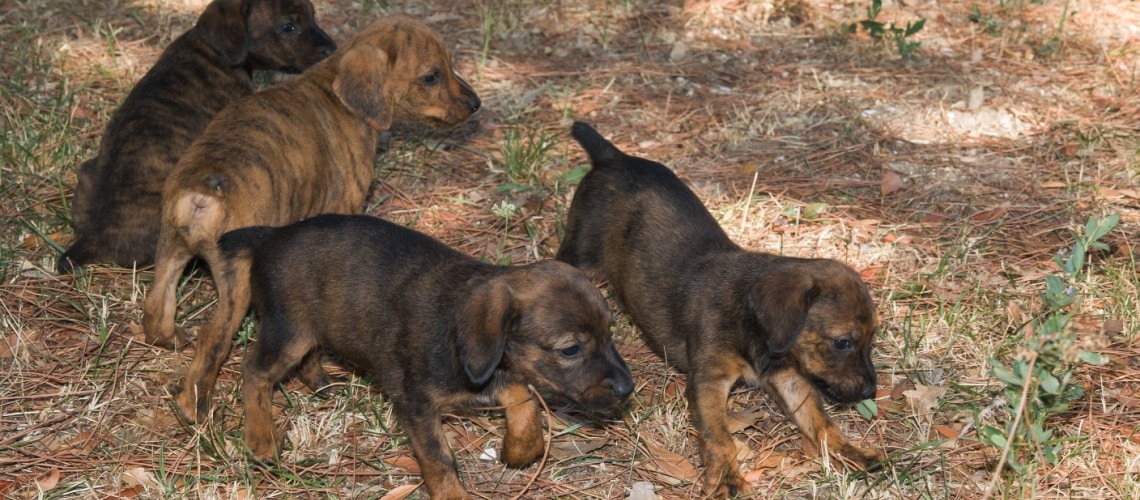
[[320, 44, 337, 58], [468, 94, 481, 113], [608, 375, 634, 399], [861, 383, 876, 400]]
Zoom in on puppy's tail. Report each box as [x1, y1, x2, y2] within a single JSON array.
[[571, 121, 624, 167], [218, 226, 277, 259]]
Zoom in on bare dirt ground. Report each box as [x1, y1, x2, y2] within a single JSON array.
[[1, 0, 1138, 498]]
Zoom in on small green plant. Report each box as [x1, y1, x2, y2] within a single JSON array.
[[490, 200, 519, 265], [841, 0, 926, 60], [967, 5, 1004, 36], [498, 126, 557, 185], [980, 214, 1117, 474]]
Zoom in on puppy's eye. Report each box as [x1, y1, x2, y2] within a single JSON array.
[[420, 71, 441, 85], [280, 22, 297, 33], [832, 338, 853, 351], [558, 345, 582, 358]]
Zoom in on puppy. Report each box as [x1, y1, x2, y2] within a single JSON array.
[[141, 16, 480, 424], [219, 214, 633, 499], [57, 0, 336, 273], [556, 122, 883, 496]]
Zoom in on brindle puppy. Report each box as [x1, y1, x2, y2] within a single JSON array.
[[58, 0, 336, 273], [142, 16, 480, 424], [220, 214, 633, 500], [556, 122, 884, 497]]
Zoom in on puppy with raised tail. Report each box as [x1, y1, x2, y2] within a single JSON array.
[[557, 122, 884, 496], [58, 0, 336, 273], [142, 15, 481, 425], [220, 214, 634, 500]]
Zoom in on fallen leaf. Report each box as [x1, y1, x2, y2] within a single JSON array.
[[1104, 318, 1125, 334], [919, 212, 950, 224], [628, 481, 659, 500], [969, 206, 1008, 223], [881, 170, 905, 195], [122, 467, 158, 489], [36, 468, 61, 492], [934, 424, 961, 439], [903, 384, 947, 422], [550, 437, 609, 460], [384, 455, 421, 474], [726, 409, 764, 434], [777, 460, 821, 481], [640, 440, 700, 486], [380, 483, 421, 500], [108, 486, 144, 498], [734, 436, 755, 463]]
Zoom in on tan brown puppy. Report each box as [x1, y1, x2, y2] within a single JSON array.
[[556, 122, 883, 496], [219, 214, 633, 500], [57, 0, 336, 273], [142, 16, 480, 424]]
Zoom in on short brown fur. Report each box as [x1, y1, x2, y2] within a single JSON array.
[[141, 16, 481, 424], [57, 0, 336, 273], [220, 214, 633, 500], [557, 122, 884, 497]]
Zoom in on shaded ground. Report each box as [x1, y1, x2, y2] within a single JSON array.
[[1, 0, 1138, 498]]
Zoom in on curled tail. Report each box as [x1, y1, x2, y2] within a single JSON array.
[[218, 226, 277, 259], [571, 121, 624, 166]]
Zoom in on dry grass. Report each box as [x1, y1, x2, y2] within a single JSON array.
[[2, 0, 1138, 498]]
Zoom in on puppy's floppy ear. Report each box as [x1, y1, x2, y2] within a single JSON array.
[[456, 279, 515, 385], [196, 0, 249, 66], [333, 45, 393, 131], [748, 270, 821, 356]]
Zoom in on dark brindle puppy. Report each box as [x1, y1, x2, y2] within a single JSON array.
[[142, 16, 480, 424], [219, 214, 633, 500], [57, 0, 336, 273], [556, 122, 884, 496]]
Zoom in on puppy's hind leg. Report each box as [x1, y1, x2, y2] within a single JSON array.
[[143, 230, 195, 349], [242, 319, 319, 461], [295, 350, 338, 398], [175, 249, 252, 423]]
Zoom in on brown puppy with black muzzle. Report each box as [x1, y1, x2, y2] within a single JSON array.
[[57, 0, 336, 273], [142, 15, 481, 424], [556, 122, 884, 497], [218, 214, 634, 500]]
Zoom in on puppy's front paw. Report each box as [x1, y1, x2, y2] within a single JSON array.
[[703, 467, 753, 498], [840, 443, 886, 470], [148, 326, 191, 350], [501, 413, 544, 467], [173, 388, 210, 424]]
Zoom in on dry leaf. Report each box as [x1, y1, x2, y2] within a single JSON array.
[[1104, 318, 1125, 334], [934, 424, 961, 439], [380, 483, 421, 500], [628, 481, 659, 500], [777, 460, 821, 481], [550, 437, 609, 460], [969, 205, 1008, 223], [733, 436, 755, 463], [880, 170, 905, 195], [640, 440, 700, 485], [726, 409, 764, 434], [36, 468, 61, 492], [903, 384, 947, 422], [384, 455, 421, 474], [122, 467, 158, 489]]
